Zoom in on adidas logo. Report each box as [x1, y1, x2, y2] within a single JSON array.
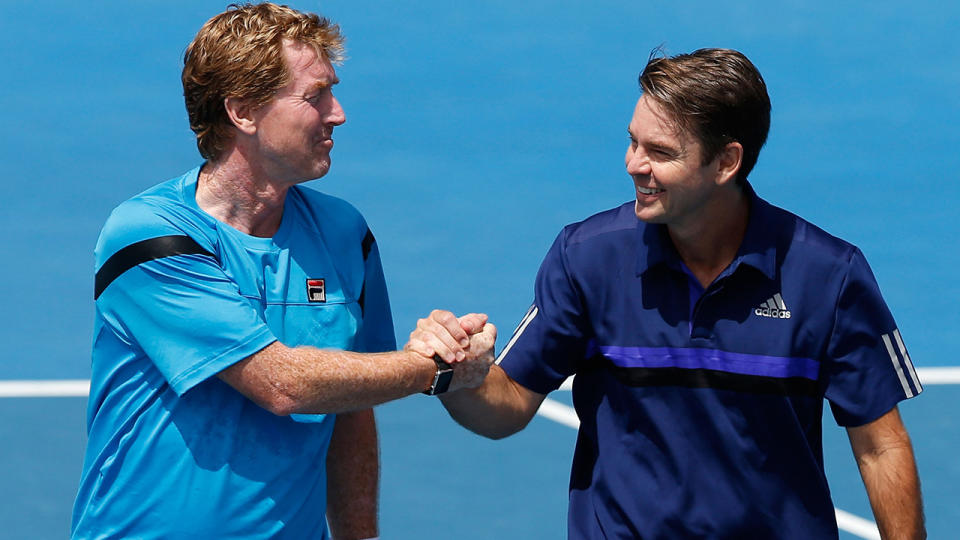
[[755, 293, 791, 319]]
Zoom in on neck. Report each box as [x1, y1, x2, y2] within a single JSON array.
[[668, 186, 750, 289], [196, 149, 290, 238]]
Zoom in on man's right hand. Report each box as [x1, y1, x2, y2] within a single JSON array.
[[449, 314, 496, 391], [405, 310, 497, 391]]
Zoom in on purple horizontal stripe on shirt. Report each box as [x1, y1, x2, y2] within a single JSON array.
[[587, 344, 820, 381]]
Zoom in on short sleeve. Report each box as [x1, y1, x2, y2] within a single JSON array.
[[357, 229, 396, 353], [497, 228, 590, 394], [94, 205, 276, 395], [823, 248, 922, 426]]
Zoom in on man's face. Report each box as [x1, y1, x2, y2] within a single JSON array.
[[625, 95, 723, 229], [249, 40, 346, 184]]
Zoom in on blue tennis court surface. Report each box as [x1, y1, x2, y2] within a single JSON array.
[[1, 1, 957, 537]]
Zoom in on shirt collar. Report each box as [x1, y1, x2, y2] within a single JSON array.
[[733, 181, 778, 280], [635, 181, 778, 280]]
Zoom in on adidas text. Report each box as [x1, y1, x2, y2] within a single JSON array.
[[755, 307, 791, 319]]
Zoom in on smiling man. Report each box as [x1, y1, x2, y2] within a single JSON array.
[[422, 49, 926, 538], [71, 3, 495, 539]]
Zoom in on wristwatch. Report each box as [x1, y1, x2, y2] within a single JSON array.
[[423, 355, 454, 395]]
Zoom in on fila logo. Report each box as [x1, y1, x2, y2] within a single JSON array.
[[755, 293, 791, 319], [306, 279, 326, 303]]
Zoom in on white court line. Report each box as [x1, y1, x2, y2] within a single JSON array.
[[536, 397, 580, 428], [536, 396, 882, 539], [834, 509, 881, 540], [0, 379, 89, 397], [915, 367, 960, 384]]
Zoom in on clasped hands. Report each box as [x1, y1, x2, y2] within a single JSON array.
[[405, 310, 497, 392]]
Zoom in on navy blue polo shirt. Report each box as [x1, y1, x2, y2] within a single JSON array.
[[498, 184, 921, 539]]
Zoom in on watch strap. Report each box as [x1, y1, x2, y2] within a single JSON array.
[[423, 355, 454, 395]]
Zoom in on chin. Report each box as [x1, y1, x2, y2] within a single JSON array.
[[635, 214, 667, 224], [634, 202, 665, 223], [307, 162, 332, 181]]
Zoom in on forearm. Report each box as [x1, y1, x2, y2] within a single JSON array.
[[327, 409, 379, 540], [439, 365, 543, 439], [848, 407, 926, 539], [857, 441, 925, 539], [284, 347, 435, 414], [221, 342, 436, 415]]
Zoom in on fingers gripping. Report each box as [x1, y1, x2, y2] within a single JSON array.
[[406, 310, 470, 363], [404, 311, 496, 389], [449, 322, 498, 391], [457, 313, 489, 335]]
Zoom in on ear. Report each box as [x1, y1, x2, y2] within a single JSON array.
[[224, 96, 258, 136], [714, 141, 743, 186]]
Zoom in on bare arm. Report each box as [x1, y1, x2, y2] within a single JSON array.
[[326, 408, 378, 540], [439, 364, 546, 439], [218, 310, 481, 416], [218, 342, 436, 415], [846, 406, 925, 540]]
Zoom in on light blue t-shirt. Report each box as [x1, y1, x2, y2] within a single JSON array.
[[72, 166, 396, 539]]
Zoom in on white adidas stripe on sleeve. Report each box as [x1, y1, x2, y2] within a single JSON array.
[[495, 305, 539, 365], [892, 329, 922, 393], [882, 332, 915, 398]]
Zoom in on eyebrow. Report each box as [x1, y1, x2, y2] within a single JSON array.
[[627, 129, 684, 154], [650, 142, 681, 154], [310, 78, 340, 91]]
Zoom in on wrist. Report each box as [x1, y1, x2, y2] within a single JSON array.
[[422, 354, 454, 395], [405, 350, 440, 392]]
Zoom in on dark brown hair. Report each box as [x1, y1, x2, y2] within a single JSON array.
[[639, 48, 771, 183], [182, 2, 345, 161]]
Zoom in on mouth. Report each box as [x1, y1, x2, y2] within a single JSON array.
[[637, 186, 665, 195]]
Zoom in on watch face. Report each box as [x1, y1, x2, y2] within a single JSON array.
[[434, 370, 454, 394]]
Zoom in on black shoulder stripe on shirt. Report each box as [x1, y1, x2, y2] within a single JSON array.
[[361, 229, 375, 261], [594, 356, 821, 397], [358, 283, 366, 317], [94, 235, 215, 300], [358, 228, 375, 316]]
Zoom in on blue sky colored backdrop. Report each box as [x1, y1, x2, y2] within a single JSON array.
[[0, 1, 956, 538]]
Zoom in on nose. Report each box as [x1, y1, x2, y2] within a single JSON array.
[[626, 147, 651, 176], [327, 95, 346, 126]]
